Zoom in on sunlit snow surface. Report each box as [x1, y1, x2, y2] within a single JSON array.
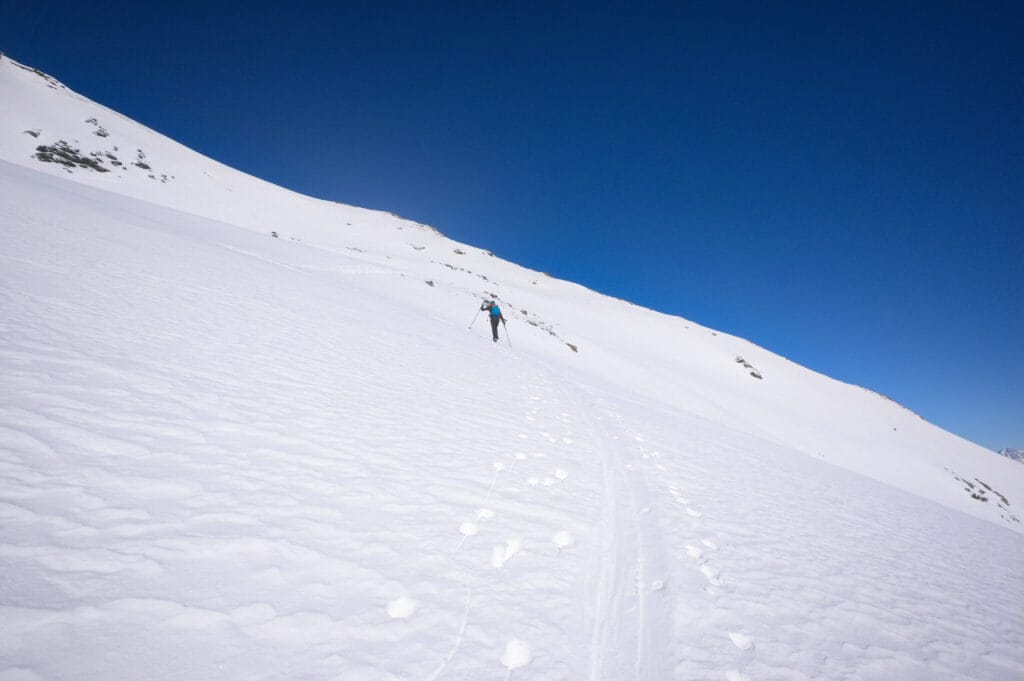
[[1, 55, 1022, 680]]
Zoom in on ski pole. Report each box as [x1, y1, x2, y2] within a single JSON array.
[[504, 321, 511, 348], [469, 309, 481, 329]]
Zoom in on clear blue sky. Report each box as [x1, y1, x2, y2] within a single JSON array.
[[2, 1, 1021, 450]]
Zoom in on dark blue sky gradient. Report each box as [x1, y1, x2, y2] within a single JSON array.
[[2, 1, 1021, 449]]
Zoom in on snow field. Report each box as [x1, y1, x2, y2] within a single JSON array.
[[2, 162, 1023, 680], [0, 165, 607, 678]]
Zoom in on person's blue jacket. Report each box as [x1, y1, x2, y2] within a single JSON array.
[[480, 300, 504, 320]]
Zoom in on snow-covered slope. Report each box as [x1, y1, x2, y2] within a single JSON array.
[[2, 54, 1022, 680]]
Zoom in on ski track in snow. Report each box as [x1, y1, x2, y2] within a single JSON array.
[[1, 159, 1022, 680], [568, 390, 674, 681]]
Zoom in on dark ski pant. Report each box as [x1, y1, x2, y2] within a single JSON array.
[[490, 316, 501, 341]]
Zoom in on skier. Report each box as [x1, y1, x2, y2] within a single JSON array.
[[480, 299, 506, 342]]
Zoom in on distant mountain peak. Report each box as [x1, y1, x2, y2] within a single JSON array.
[[998, 448, 1023, 464]]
